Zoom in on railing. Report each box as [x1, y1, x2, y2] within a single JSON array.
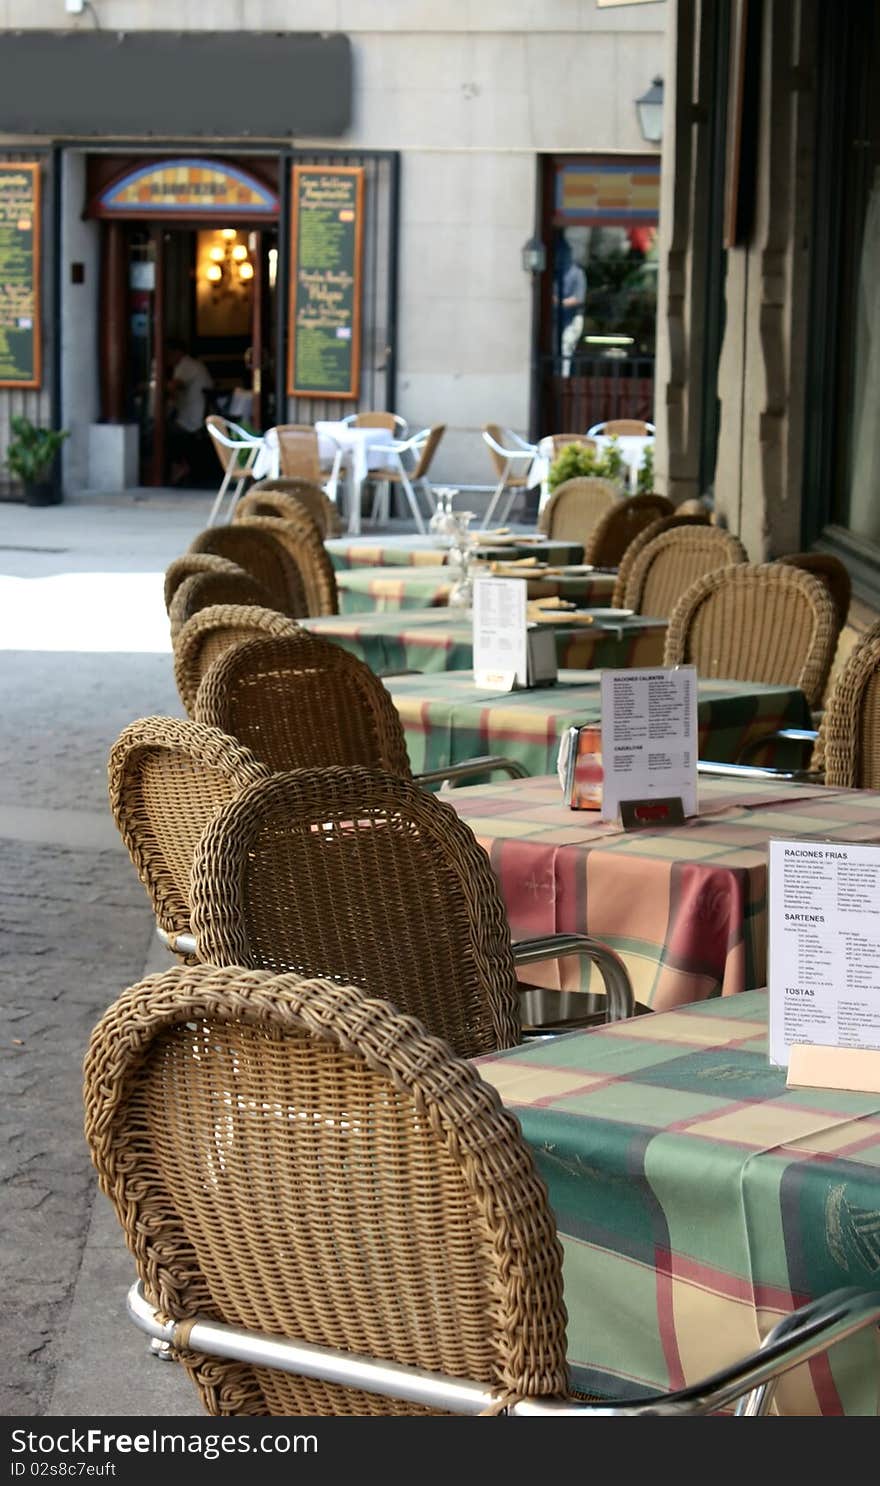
[[539, 352, 654, 433]]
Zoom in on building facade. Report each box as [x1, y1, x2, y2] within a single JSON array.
[[0, 3, 666, 497], [654, 0, 880, 637]]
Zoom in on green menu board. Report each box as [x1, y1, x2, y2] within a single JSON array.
[[288, 165, 363, 399], [0, 162, 41, 388]]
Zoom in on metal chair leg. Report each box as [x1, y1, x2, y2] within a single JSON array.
[[482, 473, 509, 528], [207, 466, 234, 527], [398, 468, 426, 533]]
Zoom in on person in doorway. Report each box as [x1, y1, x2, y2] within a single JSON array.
[[555, 240, 587, 376], [166, 340, 213, 485]]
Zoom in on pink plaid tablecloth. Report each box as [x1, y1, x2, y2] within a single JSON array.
[[446, 775, 880, 1009]]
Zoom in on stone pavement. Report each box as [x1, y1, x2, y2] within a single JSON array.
[[0, 491, 214, 1417]]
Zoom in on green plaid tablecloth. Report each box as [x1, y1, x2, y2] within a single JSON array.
[[305, 609, 666, 675], [385, 670, 812, 778], [326, 536, 584, 570], [447, 773, 880, 1007], [336, 566, 617, 614], [475, 990, 880, 1415]]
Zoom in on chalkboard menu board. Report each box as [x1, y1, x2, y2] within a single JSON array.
[[0, 162, 41, 388], [288, 165, 363, 400]]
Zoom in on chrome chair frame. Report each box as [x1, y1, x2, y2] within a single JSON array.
[[205, 418, 266, 527], [127, 1279, 880, 1417], [365, 427, 440, 533], [482, 428, 538, 527]]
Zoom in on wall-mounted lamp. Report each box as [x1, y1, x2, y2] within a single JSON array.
[[635, 76, 664, 145], [521, 235, 547, 274]]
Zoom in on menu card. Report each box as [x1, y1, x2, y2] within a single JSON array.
[[599, 666, 698, 822], [768, 840, 880, 1071]]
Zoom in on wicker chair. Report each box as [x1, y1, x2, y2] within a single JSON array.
[[547, 434, 597, 458], [190, 767, 634, 1056], [236, 480, 343, 538], [173, 604, 300, 716], [194, 631, 529, 788], [236, 512, 339, 618], [664, 562, 839, 709], [272, 424, 323, 482], [367, 425, 446, 531], [587, 419, 655, 437], [343, 411, 407, 432], [188, 524, 307, 617], [778, 552, 852, 634], [107, 718, 269, 958], [163, 554, 249, 614], [582, 493, 675, 568], [537, 477, 617, 546], [168, 569, 277, 643], [86, 964, 880, 1417], [611, 514, 710, 607], [623, 526, 748, 618]]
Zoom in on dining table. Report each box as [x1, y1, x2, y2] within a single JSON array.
[[445, 773, 880, 1007], [336, 564, 619, 614], [326, 534, 585, 571], [384, 670, 813, 783], [305, 608, 667, 675], [475, 988, 880, 1415]]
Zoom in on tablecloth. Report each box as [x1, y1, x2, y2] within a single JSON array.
[[326, 535, 584, 571], [305, 609, 666, 675], [446, 773, 880, 1007], [384, 670, 812, 780], [336, 565, 618, 614], [475, 989, 880, 1414]]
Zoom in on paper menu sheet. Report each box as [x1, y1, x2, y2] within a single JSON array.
[[472, 577, 527, 689], [599, 666, 698, 821], [768, 840, 880, 1067]]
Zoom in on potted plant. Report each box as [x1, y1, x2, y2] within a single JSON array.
[[6, 415, 69, 506], [547, 435, 626, 493]]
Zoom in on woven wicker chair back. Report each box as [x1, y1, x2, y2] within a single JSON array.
[[547, 434, 597, 458], [778, 552, 852, 634], [611, 513, 710, 607], [623, 526, 747, 618], [537, 477, 617, 544], [352, 411, 399, 430], [482, 423, 509, 479], [823, 620, 880, 788], [168, 570, 275, 642], [164, 554, 245, 614], [664, 562, 839, 709], [582, 493, 674, 567], [173, 605, 300, 716], [235, 513, 338, 617], [597, 419, 652, 436], [194, 633, 412, 777], [237, 481, 343, 537], [272, 425, 323, 482], [188, 525, 306, 616], [190, 767, 522, 1057], [412, 424, 445, 480], [107, 718, 269, 943], [84, 965, 567, 1416]]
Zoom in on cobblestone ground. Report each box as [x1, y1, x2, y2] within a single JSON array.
[[0, 495, 198, 1414]]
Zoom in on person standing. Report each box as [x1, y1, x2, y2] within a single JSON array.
[[166, 340, 213, 485], [556, 241, 587, 376]]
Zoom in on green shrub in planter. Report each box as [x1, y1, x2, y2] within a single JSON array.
[[6, 415, 69, 506], [547, 435, 625, 493]]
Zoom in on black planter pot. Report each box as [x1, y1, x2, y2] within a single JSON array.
[[24, 479, 60, 507]]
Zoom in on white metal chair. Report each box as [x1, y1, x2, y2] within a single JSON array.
[[481, 425, 539, 526], [341, 412, 408, 433], [587, 420, 656, 437], [262, 425, 345, 510], [204, 416, 266, 527], [366, 425, 445, 533]]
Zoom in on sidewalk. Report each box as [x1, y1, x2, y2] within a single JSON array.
[[0, 492, 215, 1415]]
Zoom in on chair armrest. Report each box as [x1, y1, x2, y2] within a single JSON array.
[[697, 759, 823, 783], [511, 933, 634, 1022], [415, 754, 528, 786], [735, 727, 819, 765], [156, 927, 198, 958]]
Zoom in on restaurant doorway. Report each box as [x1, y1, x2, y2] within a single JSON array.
[[88, 153, 281, 485], [110, 221, 278, 486], [533, 155, 660, 436]]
